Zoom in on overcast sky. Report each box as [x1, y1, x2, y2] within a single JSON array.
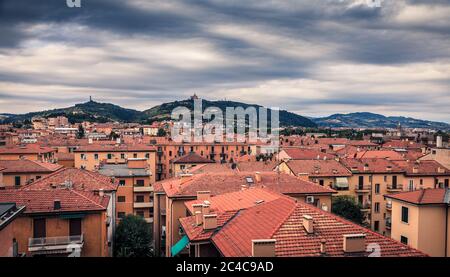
[[0, 0, 449, 122]]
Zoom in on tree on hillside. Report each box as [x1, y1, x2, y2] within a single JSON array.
[[115, 215, 153, 257], [77, 124, 85, 139], [332, 196, 365, 225], [157, 128, 166, 137]]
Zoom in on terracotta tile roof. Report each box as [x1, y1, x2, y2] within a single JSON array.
[[355, 150, 406, 160], [236, 161, 279, 172], [180, 211, 237, 242], [0, 189, 109, 214], [212, 197, 426, 257], [0, 160, 63, 173], [184, 187, 284, 214], [160, 172, 335, 198], [385, 189, 448, 205], [0, 144, 55, 154], [283, 160, 352, 177], [74, 144, 155, 152], [55, 152, 75, 161], [21, 168, 118, 192], [188, 163, 237, 174], [392, 160, 450, 176], [349, 140, 378, 147], [383, 140, 423, 149], [171, 152, 214, 164], [281, 148, 336, 160], [340, 158, 405, 174]]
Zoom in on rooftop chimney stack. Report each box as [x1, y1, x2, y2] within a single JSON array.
[[197, 191, 211, 201], [202, 203, 210, 214], [363, 164, 369, 171], [255, 172, 261, 183], [302, 215, 314, 234], [252, 239, 276, 257], [413, 167, 419, 174], [343, 234, 366, 253], [203, 214, 217, 230], [192, 204, 203, 214], [99, 189, 104, 197], [386, 166, 392, 172], [88, 137, 93, 144], [437, 136, 443, 148], [195, 211, 203, 226], [54, 199, 61, 210], [320, 239, 326, 254], [438, 167, 445, 173]]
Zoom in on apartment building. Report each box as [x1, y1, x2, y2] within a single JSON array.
[[98, 158, 154, 224], [0, 189, 111, 257], [0, 202, 25, 257], [278, 159, 352, 192], [154, 172, 336, 256], [392, 160, 450, 190], [420, 148, 450, 169], [340, 158, 405, 235], [0, 144, 56, 162], [0, 160, 63, 188], [74, 144, 156, 183], [179, 191, 425, 257], [170, 152, 215, 177], [153, 140, 253, 181], [385, 189, 450, 257]]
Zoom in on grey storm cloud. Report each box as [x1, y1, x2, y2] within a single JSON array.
[[0, 0, 449, 122]]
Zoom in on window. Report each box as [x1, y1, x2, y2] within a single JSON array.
[[136, 195, 145, 202], [445, 179, 449, 188], [136, 180, 145, 187], [358, 176, 364, 186], [118, 212, 125, 219], [119, 180, 126, 186], [384, 176, 387, 182], [133, 153, 138, 158], [420, 179, 423, 185], [36, 176, 41, 180], [401, 206, 409, 223], [14, 176, 21, 187], [375, 184, 380, 194], [374, 202, 380, 213], [81, 154, 86, 160], [169, 151, 172, 157], [319, 179, 324, 186], [33, 218, 46, 238], [107, 153, 112, 159], [136, 211, 144, 218], [374, 221, 379, 231], [408, 180, 414, 191], [145, 153, 150, 159], [69, 218, 82, 236], [121, 153, 125, 159], [94, 154, 99, 160], [400, 236, 408, 245], [118, 196, 126, 202]]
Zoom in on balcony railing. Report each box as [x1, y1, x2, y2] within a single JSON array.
[[361, 203, 371, 210], [133, 186, 154, 192], [387, 184, 403, 192], [134, 202, 154, 208], [355, 185, 371, 193], [386, 202, 392, 209], [386, 219, 392, 229], [28, 234, 84, 252]]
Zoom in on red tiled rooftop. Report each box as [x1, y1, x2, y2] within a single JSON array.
[[236, 160, 279, 172], [22, 167, 118, 192], [355, 150, 405, 160], [281, 148, 336, 160], [393, 160, 450, 176], [180, 211, 237, 242], [160, 172, 335, 198], [385, 189, 448, 205], [212, 197, 426, 257], [0, 159, 63, 173], [171, 152, 214, 164], [0, 144, 55, 154], [0, 189, 109, 214], [340, 158, 405, 173], [283, 159, 352, 177], [74, 144, 155, 152]]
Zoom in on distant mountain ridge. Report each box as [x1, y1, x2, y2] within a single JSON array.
[[312, 112, 450, 130], [0, 98, 316, 127]]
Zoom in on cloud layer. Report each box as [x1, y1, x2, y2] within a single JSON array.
[[0, 0, 449, 122]]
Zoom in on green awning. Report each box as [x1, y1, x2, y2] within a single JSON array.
[[335, 177, 349, 188], [171, 235, 189, 257], [59, 213, 86, 219]]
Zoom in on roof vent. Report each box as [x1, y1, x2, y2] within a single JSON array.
[[343, 234, 366, 253], [412, 167, 419, 174], [302, 215, 314, 234], [255, 200, 264, 205], [54, 200, 61, 210], [252, 239, 276, 257], [202, 203, 210, 214], [255, 172, 261, 183], [363, 164, 369, 171], [386, 166, 392, 171], [192, 204, 203, 214], [245, 177, 254, 185], [195, 211, 203, 226]]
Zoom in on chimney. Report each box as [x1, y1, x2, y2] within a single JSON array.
[[302, 215, 314, 234], [255, 172, 262, 183], [438, 167, 445, 173], [203, 214, 217, 230], [437, 136, 443, 148], [320, 239, 326, 254], [195, 211, 203, 226], [99, 189, 104, 197], [197, 191, 211, 201], [202, 203, 210, 214], [251, 239, 276, 257], [192, 204, 203, 214], [88, 137, 93, 144], [116, 138, 121, 144], [386, 166, 392, 172], [363, 164, 369, 171], [343, 234, 366, 253], [413, 167, 419, 174], [54, 199, 61, 210]]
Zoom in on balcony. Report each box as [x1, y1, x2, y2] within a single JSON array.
[[160, 209, 166, 216], [355, 185, 371, 193], [133, 186, 154, 193], [386, 202, 392, 210], [134, 202, 154, 208], [144, 217, 154, 223], [386, 219, 392, 229], [28, 234, 84, 254], [361, 203, 371, 212], [387, 184, 403, 192]]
